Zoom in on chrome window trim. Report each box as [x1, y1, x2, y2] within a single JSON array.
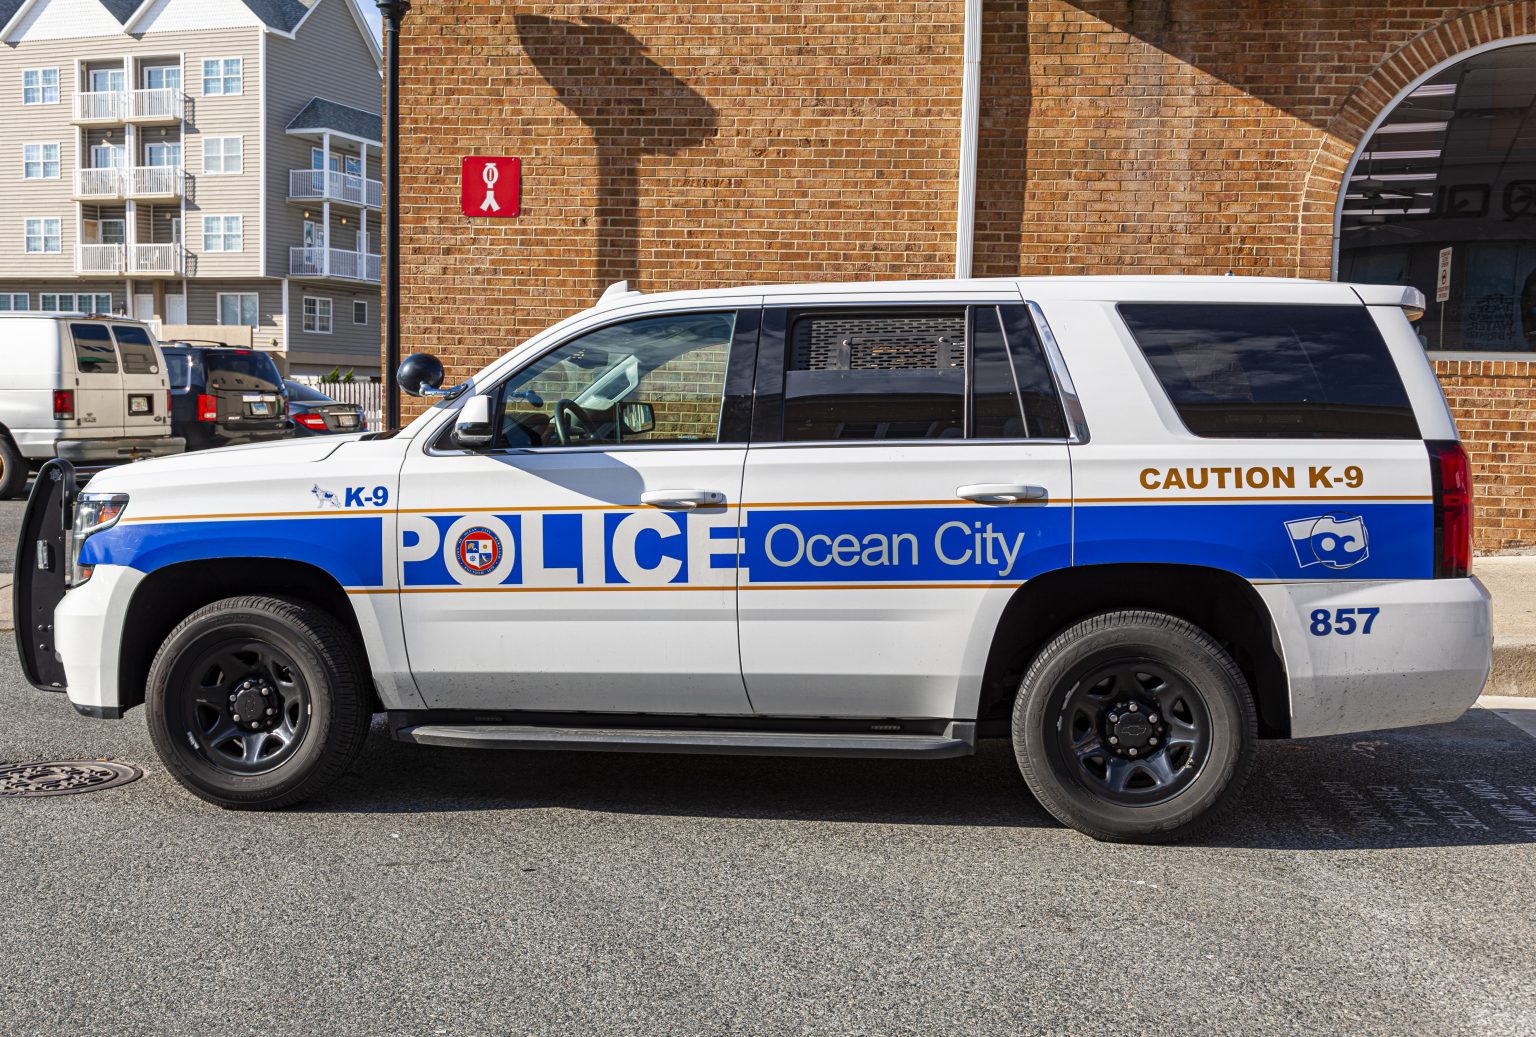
[[1026, 300, 1090, 444]]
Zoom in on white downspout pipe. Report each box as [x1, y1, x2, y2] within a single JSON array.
[[953, 0, 983, 279]]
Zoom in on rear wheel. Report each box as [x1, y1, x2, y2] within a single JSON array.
[[1012, 610, 1257, 843], [0, 434, 27, 499], [146, 595, 370, 809]]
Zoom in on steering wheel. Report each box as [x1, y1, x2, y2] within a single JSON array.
[[551, 399, 593, 446]]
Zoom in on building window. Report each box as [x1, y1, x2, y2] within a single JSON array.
[[353, 300, 368, 325], [0, 294, 28, 311], [303, 297, 332, 334], [1338, 40, 1536, 354], [24, 218, 61, 254], [22, 68, 59, 105], [202, 136, 241, 174], [41, 294, 112, 313], [144, 141, 180, 168], [23, 143, 61, 179], [202, 215, 243, 252], [202, 58, 242, 96], [217, 293, 259, 328], [142, 65, 180, 91]]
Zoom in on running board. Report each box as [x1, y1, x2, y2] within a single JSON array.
[[395, 721, 976, 759]]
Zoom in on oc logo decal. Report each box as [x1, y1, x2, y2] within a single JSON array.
[[456, 527, 503, 575]]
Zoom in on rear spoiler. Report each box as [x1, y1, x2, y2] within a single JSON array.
[[1352, 284, 1426, 323]]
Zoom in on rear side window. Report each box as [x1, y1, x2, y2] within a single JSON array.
[[1118, 303, 1418, 439], [163, 352, 192, 388], [70, 323, 118, 374], [783, 310, 966, 440], [110, 325, 161, 375], [206, 350, 282, 391], [777, 307, 1067, 441]]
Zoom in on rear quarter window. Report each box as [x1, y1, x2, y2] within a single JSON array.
[[110, 325, 161, 375], [1117, 303, 1419, 439], [69, 323, 118, 375]]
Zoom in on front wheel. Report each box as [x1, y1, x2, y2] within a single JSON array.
[[146, 596, 370, 809], [1012, 610, 1257, 843]]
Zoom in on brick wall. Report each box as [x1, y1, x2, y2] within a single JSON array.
[[396, 1, 1536, 548]]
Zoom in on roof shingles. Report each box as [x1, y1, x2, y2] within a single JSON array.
[[2, 0, 318, 31], [286, 96, 381, 143]]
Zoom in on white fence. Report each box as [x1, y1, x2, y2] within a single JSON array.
[[290, 377, 384, 430]]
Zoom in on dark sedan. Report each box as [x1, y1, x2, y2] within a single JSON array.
[[283, 380, 369, 435]]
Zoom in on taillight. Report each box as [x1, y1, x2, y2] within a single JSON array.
[[53, 389, 74, 420], [197, 393, 218, 422], [166, 389, 172, 415], [1428, 440, 1473, 579], [294, 413, 328, 431]]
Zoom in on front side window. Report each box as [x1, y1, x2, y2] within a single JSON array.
[[23, 143, 60, 179], [202, 58, 242, 96], [493, 312, 737, 449], [70, 323, 119, 373], [24, 218, 61, 254], [217, 293, 259, 327], [202, 215, 242, 252], [203, 136, 241, 174], [0, 294, 29, 311], [1119, 303, 1419, 439], [302, 296, 332, 334], [22, 68, 59, 105]]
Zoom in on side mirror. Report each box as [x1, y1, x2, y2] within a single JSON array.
[[397, 353, 444, 397], [453, 394, 495, 448], [620, 401, 655, 435]]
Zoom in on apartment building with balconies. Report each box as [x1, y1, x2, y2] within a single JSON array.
[[0, 0, 382, 374]]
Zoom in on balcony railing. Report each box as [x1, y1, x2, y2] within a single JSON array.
[[74, 167, 126, 199], [288, 169, 383, 209], [290, 247, 381, 283], [73, 90, 127, 123], [129, 166, 183, 199], [76, 244, 126, 275], [129, 87, 183, 122], [130, 244, 182, 275]]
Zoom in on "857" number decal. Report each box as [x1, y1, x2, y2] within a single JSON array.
[[1310, 607, 1380, 636]]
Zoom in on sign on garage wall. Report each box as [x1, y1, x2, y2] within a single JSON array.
[[461, 157, 521, 218]]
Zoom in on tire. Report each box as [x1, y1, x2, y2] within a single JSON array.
[[146, 595, 370, 809], [1012, 610, 1257, 844], [0, 434, 27, 500]]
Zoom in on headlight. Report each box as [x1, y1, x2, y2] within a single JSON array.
[[69, 492, 129, 586]]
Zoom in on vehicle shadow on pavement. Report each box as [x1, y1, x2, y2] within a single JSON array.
[[301, 709, 1536, 851]]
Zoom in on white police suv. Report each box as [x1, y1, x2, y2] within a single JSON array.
[[15, 277, 1491, 842]]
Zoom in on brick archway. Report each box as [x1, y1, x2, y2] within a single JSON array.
[[1296, 2, 1536, 278]]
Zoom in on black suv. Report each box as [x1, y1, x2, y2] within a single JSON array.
[[161, 343, 294, 451]]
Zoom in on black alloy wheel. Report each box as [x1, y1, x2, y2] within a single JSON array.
[[1013, 610, 1257, 843], [146, 596, 370, 809]]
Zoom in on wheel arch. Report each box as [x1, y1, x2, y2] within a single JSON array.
[[115, 558, 372, 715], [975, 563, 1291, 739]]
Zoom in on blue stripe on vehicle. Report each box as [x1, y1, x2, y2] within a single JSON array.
[[1073, 502, 1432, 581], [80, 516, 385, 588]]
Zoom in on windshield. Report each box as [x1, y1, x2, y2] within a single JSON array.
[[206, 350, 282, 391]]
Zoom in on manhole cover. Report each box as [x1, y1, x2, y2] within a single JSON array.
[[0, 761, 143, 798]]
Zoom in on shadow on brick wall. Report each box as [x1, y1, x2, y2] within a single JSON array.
[[516, 14, 718, 291]]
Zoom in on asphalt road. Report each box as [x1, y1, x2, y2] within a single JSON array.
[[0, 498, 24, 573], [2, 644, 1534, 1036]]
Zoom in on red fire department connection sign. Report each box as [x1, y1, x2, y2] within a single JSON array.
[[461, 157, 521, 218]]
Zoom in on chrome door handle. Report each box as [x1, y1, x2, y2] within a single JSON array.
[[640, 489, 727, 510], [956, 483, 1049, 504]]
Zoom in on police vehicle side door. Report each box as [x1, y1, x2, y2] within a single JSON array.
[[737, 290, 1077, 719], [395, 304, 760, 715]]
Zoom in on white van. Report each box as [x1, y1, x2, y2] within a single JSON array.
[[0, 313, 184, 497], [16, 277, 1493, 843]]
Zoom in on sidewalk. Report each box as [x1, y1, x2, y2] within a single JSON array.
[[0, 564, 1532, 695]]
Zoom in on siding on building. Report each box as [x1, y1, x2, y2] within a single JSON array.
[[394, 0, 1536, 549]]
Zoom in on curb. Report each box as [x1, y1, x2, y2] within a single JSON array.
[[1487, 637, 1536, 698], [0, 574, 10, 635]]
